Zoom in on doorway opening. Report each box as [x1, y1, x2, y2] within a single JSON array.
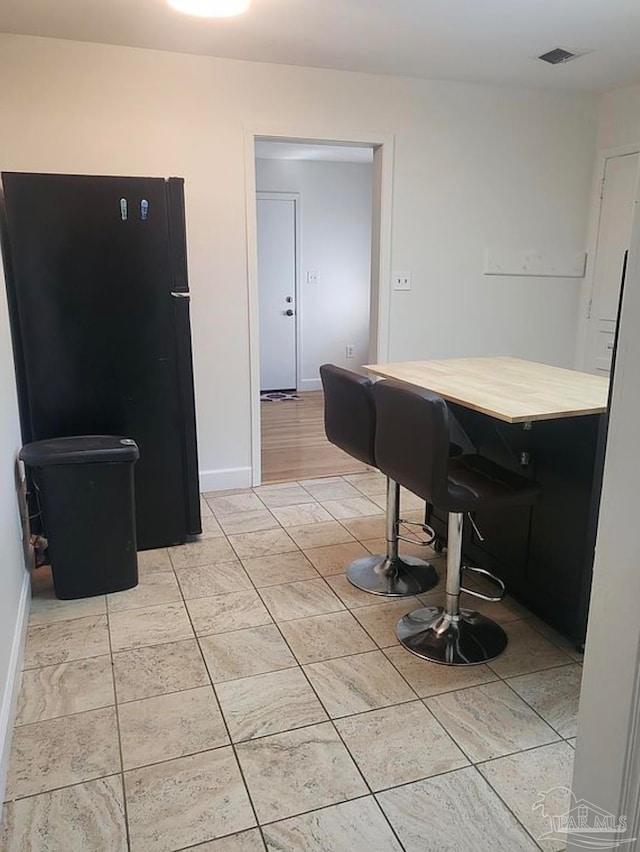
[[247, 134, 392, 484]]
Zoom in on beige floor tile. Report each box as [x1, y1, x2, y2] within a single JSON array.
[[254, 483, 316, 508], [426, 681, 559, 763], [361, 537, 387, 555], [479, 742, 574, 852], [175, 561, 253, 599], [199, 516, 225, 539], [200, 495, 214, 518], [118, 686, 229, 769], [304, 650, 415, 718], [341, 516, 387, 540], [377, 766, 539, 851], [321, 497, 383, 520], [567, 737, 576, 748], [168, 537, 236, 569], [487, 620, 573, 678], [524, 615, 585, 662], [279, 610, 376, 664], [262, 797, 403, 851], [507, 664, 582, 738], [6, 707, 120, 800], [241, 552, 319, 587], [23, 614, 110, 669], [109, 602, 193, 652], [186, 590, 272, 636], [187, 829, 266, 851], [125, 748, 255, 852], [344, 472, 387, 497], [336, 701, 468, 791], [219, 510, 280, 535], [206, 492, 265, 516], [16, 656, 114, 725], [216, 668, 327, 742], [383, 646, 498, 698], [113, 639, 209, 703], [107, 570, 181, 613], [236, 722, 367, 823], [228, 529, 298, 560], [271, 503, 333, 528], [200, 624, 297, 683], [259, 578, 345, 622], [286, 522, 355, 550], [137, 548, 173, 573], [303, 542, 370, 576], [301, 479, 363, 500], [29, 591, 107, 626], [0, 776, 127, 852], [352, 598, 422, 648]]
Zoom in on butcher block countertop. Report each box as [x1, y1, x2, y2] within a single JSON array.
[[364, 356, 609, 424]]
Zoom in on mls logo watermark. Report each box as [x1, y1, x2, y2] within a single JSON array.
[[534, 786, 636, 849]]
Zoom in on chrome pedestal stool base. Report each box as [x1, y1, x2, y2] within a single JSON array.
[[397, 606, 508, 665], [346, 477, 439, 598], [347, 554, 438, 597]]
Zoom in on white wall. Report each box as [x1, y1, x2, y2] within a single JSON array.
[[256, 158, 372, 389], [0, 265, 30, 803], [0, 34, 598, 489], [597, 82, 640, 151]]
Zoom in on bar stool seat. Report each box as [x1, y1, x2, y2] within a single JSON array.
[[320, 364, 439, 597], [373, 380, 540, 665]]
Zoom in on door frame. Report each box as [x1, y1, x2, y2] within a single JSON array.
[[244, 126, 395, 486], [256, 191, 301, 393], [575, 144, 639, 371]]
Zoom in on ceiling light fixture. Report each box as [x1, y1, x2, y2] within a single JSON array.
[[167, 0, 250, 17]]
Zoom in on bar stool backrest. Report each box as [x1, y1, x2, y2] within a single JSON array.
[[373, 380, 451, 508], [320, 364, 377, 467]]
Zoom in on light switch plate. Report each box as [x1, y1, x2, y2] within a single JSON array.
[[393, 271, 412, 291], [307, 270, 319, 284]]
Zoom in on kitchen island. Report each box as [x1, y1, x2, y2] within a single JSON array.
[[365, 356, 610, 643]]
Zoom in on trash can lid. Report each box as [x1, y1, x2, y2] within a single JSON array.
[[19, 435, 140, 467]]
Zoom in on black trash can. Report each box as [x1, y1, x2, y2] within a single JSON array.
[[20, 435, 140, 600]]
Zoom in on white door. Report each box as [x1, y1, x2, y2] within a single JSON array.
[[585, 152, 639, 375], [257, 196, 297, 391]]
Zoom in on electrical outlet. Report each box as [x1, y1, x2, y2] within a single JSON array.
[[307, 270, 319, 284], [393, 271, 412, 291], [346, 345, 355, 358]]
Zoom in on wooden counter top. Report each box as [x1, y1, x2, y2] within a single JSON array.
[[364, 356, 609, 424]]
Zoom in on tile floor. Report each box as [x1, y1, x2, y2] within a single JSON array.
[[1, 472, 582, 851]]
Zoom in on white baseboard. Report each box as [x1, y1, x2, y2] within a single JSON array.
[[299, 378, 322, 392], [199, 467, 253, 493], [0, 570, 30, 806]]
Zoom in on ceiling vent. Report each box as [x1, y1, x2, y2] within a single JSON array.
[[538, 47, 578, 65]]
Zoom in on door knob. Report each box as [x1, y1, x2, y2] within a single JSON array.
[[285, 309, 294, 316]]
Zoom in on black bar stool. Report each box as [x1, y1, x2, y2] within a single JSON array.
[[373, 380, 540, 665], [320, 364, 438, 597]]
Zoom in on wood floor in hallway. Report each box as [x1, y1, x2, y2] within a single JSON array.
[[260, 390, 370, 483]]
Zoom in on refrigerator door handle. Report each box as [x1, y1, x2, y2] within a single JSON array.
[[171, 291, 190, 300]]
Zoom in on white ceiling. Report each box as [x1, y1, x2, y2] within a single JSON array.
[[2, 0, 640, 93], [255, 141, 374, 163]]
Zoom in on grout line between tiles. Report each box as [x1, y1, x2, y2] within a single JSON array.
[[176, 556, 268, 850], [103, 604, 132, 852], [224, 526, 408, 850]]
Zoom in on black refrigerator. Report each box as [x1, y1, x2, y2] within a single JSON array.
[[0, 172, 202, 550]]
